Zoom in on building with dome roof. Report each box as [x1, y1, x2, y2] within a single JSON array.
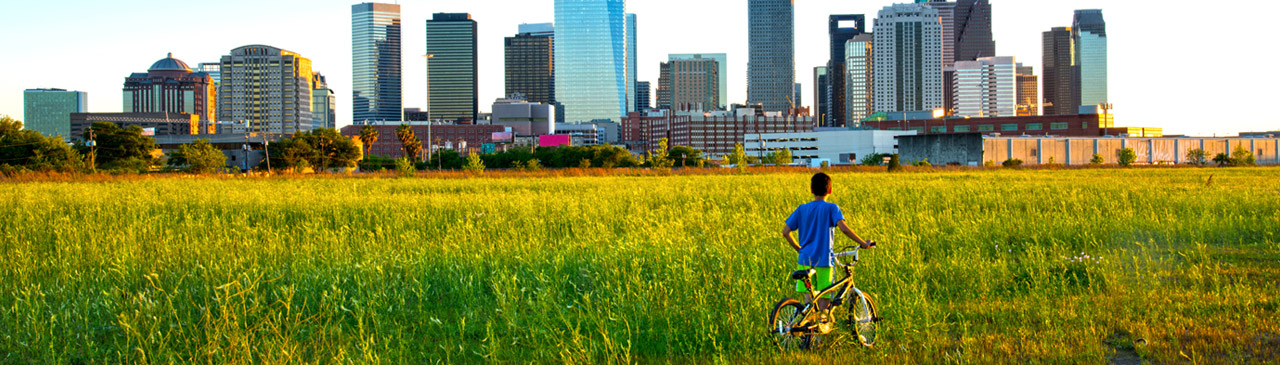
[[122, 53, 217, 130]]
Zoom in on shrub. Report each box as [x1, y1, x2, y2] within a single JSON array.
[[579, 158, 592, 169], [526, 159, 541, 172], [1118, 148, 1137, 167], [913, 159, 932, 167], [1090, 154, 1105, 165], [395, 158, 415, 177], [1185, 148, 1208, 166], [1231, 146, 1257, 166], [464, 152, 486, 174], [887, 154, 903, 172], [1002, 159, 1024, 168]]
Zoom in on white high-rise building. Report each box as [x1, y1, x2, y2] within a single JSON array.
[[953, 56, 1016, 118], [872, 3, 944, 114]]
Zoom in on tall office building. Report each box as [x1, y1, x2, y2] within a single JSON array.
[[748, 0, 794, 112], [873, 3, 944, 113], [1016, 64, 1039, 116], [1074, 9, 1107, 112], [953, 56, 1015, 118], [953, 0, 995, 62], [635, 81, 650, 111], [794, 84, 803, 109], [505, 24, 555, 106], [627, 13, 638, 114], [352, 3, 402, 123], [23, 89, 87, 138], [1042, 27, 1076, 116], [312, 73, 336, 129], [844, 34, 874, 124], [813, 66, 828, 126], [827, 15, 865, 127], [554, 0, 628, 123], [426, 13, 479, 122], [196, 63, 221, 87], [123, 53, 216, 122], [670, 53, 727, 109], [218, 45, 315, 134], [657, 57, 720, 110]]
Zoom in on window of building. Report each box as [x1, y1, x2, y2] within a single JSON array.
[[931, 126, 946, 133], [954, 125, 971, 133], [1026, 123, 1042, 131], [978, 124, 994, 132], [1001, 124, 1019, 131], [1051, 122, 1069, 130], [1082, 122, 1089, 129]]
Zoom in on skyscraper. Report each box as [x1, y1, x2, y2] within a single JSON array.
[[312, 73, 336, 129], [845, 34, 874, 124], [1042, 27, 1076, 116], [555, 0, 628, 123], [635, 81, 650, 111], [1074, 9, 1107, 112], [873, 3, 944, 114], [1016, 64, 1039, 116], [505, 24, 555, 106], [827, 15, 866, 127], [123, 53, 216, 122], [627, 13, 638, 114], [813, 66, 828, 125], [953, 56, 1015, 118], [218, 45, 315, 134], [670, 53, 728, 109], [426, 13, 478, 122], [352, 3, 402, 123], [953, 0, 995, 62], [23, 88, 87, 138], [794, 83, 803, 109], [748, 0, 794, 112], [657, 57, 719, 110]]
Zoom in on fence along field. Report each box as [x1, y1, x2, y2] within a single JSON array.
[[1, 168, 1277, 362]]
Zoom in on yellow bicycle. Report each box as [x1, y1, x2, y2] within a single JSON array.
[[768, 245, 880, 350]]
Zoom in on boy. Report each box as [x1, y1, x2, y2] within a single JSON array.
[[781, 172, 875, 313]]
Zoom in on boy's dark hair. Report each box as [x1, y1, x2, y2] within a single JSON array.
[[811, 173, 832, 196]]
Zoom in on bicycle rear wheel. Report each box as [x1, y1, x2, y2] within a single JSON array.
[[848, 290, 878, 347], [769, 298, 810, 351]]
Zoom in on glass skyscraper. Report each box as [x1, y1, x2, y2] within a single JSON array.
[[426, 13, 479, 122], [748, 0, 795, 112], [352, 3, 402, 123], [1042, 26, 1077, 116], [627, 13, 637, 114], [828, 14, 865, 127], [1073, 9, 1107, 111], [554, 0, 627, 123], [23, 88, 87, 139]]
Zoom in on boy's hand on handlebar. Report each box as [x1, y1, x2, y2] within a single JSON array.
[[859, 241, 877, 249]]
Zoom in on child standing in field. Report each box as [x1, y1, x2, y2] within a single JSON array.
[[782, 173, 875, 312]]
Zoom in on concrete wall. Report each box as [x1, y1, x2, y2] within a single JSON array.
[[899, 134, 985, 165], [970, 137, 1280, 165]]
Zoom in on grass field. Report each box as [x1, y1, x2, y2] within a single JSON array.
[[2, 168, 1278, 363]]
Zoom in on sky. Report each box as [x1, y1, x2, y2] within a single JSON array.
[[1, 0, 1277, 136]]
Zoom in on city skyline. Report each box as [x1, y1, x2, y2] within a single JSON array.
[[0, 0, 1277, 135]]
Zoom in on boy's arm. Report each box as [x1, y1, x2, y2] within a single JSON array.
[[781, 225, 801, 252], [836, 220, 875, 249]]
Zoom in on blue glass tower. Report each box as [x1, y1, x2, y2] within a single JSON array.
[[352, 3, 402, 123], [555, 0, 627, 123], [1073, 9, 1107, 111], [627, 13, 637, 114]]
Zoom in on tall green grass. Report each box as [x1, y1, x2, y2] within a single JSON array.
[[1, 168, 1278, 362]]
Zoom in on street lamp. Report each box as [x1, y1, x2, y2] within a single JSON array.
[[424, 54, 435, 165]]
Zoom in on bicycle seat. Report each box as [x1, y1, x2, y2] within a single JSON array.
[[791, 269, 816, 280]]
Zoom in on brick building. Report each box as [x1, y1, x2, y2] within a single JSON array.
[[860, 112, 1161, 138], [340, 122, 506, 159], [622, 106, 815, 157], [70, 112, 207, 140]]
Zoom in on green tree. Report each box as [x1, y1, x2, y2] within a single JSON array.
[[727, 143, 749, 172], [767, 148, 793, 165], [464, 152, 486, 174], [887, 154, 904, 172], [914, 159, 932, 167], [648, 138, 674, 169], [667, 145, 704, 168], [1090, 154, 1105, 165], [358, 125, 379, 160], [1118, 148, 1137, 167], [1185, 148, 1208, 166], [79, 122, 158, 171], [395, 158, 415, 177], [1002, 158, 1024, 168], [579, 158, 592, 169], [395, 124, 422, 162], [526, 158, 541, 172], [261, 129, 361, 172], [1231, 146, 1256, 166], [166, 139, 227, 173], [0, 115, 84, 173], [1213, 153, 1231, 167], [859, 153, 889, 166]]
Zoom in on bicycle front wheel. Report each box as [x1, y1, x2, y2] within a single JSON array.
[[768, 298, 809, 351], [849, 290, 878, 347]]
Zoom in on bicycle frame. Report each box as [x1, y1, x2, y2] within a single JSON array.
[[788, 249, 862, 332]]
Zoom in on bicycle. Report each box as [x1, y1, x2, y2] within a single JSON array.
[[768, 245, 881, 350]]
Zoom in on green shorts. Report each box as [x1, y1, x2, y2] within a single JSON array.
[[795, 265, 834, 295]]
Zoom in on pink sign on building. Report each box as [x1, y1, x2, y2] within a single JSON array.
[[538, 134, 572, 147]]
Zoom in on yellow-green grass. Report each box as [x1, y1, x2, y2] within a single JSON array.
[[1, 168, 1278, 363]]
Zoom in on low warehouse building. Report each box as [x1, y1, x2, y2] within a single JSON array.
[[898, 134, 1280, 166]]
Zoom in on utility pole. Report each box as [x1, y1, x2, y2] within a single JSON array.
[[242, 130, 250, 173]]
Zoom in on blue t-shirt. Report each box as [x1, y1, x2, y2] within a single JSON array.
[[786, 200, 845, 267]]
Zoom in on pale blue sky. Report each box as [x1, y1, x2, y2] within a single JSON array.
[[1, 0, 1276, 136]]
